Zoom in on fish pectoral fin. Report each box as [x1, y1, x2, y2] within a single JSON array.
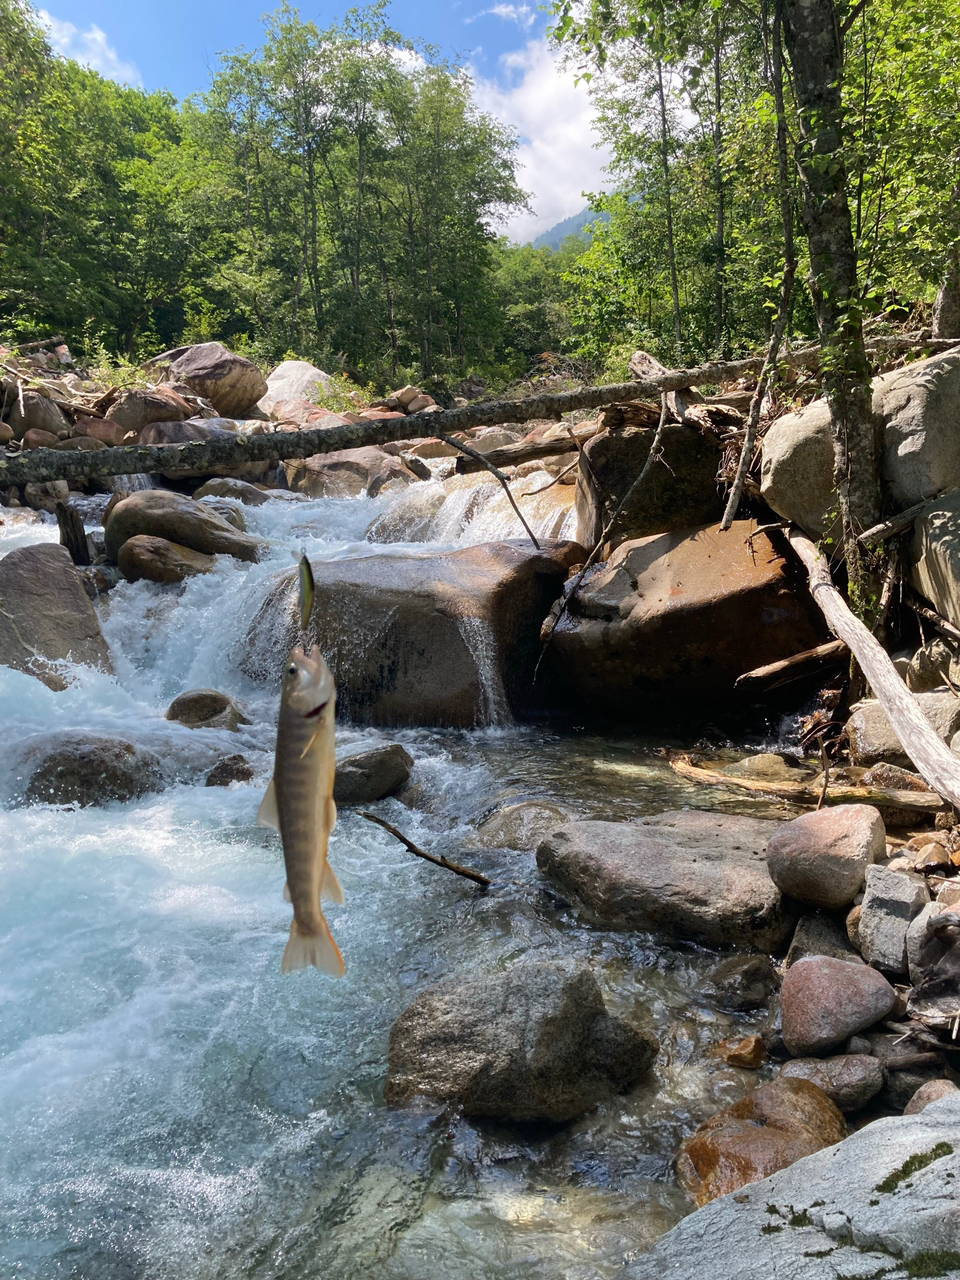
[[256, 779, 280, 832], [327, 796, 337, 831], [281, 918, 344, 977], [322, 864, 344, 904], [283, 881, 292, 903], [298, 730, 323, 760]]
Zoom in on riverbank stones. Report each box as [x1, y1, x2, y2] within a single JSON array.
[[847, 692, 960, 767], [780, 955, 897, 1056], [858, 865, 930, 975], [778, 1054, 885, 1112], [765, 804, 884, 909], [676, 1077, 846, 1207], [536, 810, 791, 949], [386, 956, 658, 1122], [104, 489, 262, 563], [701, 954, 780, 1012]]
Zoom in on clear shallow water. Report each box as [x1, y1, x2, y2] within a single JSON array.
[[0, 479, 797, 1279]]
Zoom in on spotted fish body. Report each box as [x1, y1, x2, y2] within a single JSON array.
[[258, 645, 345, 976]]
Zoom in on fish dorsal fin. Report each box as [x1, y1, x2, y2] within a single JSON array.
[[257, 779, 280, 832], [322, 864, 344, 904]]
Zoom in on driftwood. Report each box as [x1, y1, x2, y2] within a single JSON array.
[[734, 639, 849, 688], [357, 811, 491, 887], [55, 502, 92, 565], [787, 528, 960, 808], [858, 491, 951, 545], [907, 595, 960, 645], [668, 752, 943, 813], [434, 430, 540, 548]]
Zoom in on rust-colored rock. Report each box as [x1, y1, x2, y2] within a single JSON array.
[[676, 1077, 847, 1206], [22, 428, 61, 450], [715, 1035, 767, 1069]]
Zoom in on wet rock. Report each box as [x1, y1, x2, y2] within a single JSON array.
[[104, 386, 192, 433], [766, 805, 884, 911], [205, 754, 255, 786], [860, 760, 936, 792], [258, 359, 332, 416], [723, 752, 816, 783], [575, 423, 723, 548], [716, 1035, 766, 1068], [199, 498, 246, 531], [675, 1077, 846, 1207], [78, 562, 123, 598], [117, 534, 217, 584], [474, 800, 577, 852], [903, 1078, 959, 1113], [760, 996, 788, 1059], [15, 732, 165, 806], [333, 743, 413, 804], [105, 489, 262, 564], [365, 485, 448, 543], [23, 479, 69, 513], [386, 957, 658, 1121], [624, 1095, 960, 1280], [536, 810, 792, 950], [243, 540, 583, 727], [847, 692, 960, 768], [6, 390, 71, 440], [761, 351, 960, 537], [780, 955, 897, 1056], [164, 342, 267, 417], [193, 478, 270, 506], [284, 446, 419, 498], [778, 1054, 885, 1112], [702, 954, 780, 1012], [785, 912, 864, 968], [166, 688, 252, 732], [548, 520, 825, 715], [0, 544, 113, 690], [858, 864, 930, 975]]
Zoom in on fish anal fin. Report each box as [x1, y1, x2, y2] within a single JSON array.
[[281, 918, 344, 977], [256, 779, 280, 832], [322, 864, 344, 904], [327, 796, 337, 831]]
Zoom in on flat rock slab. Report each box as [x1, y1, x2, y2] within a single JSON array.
[[386, 956, 658, 1122], [625, 1095, 960, 1280], [780, 955, 897, 1056], [536, 810, 792, 950]]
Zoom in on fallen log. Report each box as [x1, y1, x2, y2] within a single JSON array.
[[787, 528, 960, 808], [454, 433, 596, 475], [858, 490, 951, 546], [734, 639, 849, 688], [668, 752, 943, 813]]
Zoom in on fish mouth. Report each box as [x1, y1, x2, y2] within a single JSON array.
[[304, 700, 329, 719]]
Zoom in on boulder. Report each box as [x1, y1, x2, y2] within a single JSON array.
[[904, 1079, 959, 1113], [865, 1029, 949, 1110], [79, 419, 127, 447], [21, 480, 70, 513], [104, 490, 262, 564], [910, 488, 960, 630], [474, 800, 577, 852], [676, 1077, 847, 1207], [701, 954, 780, 1012], [137, 418, 238, 446], [13, 732, 165, 806], [193, 478, 270, 506], [283, 446, 419, 499], [117, 535, 217, 584], [205, 755, 255, 786], [243, 540, 583, 727], [6, 391, 71, 440], [258, 360, 333, 416], [778, 1054, 885, 1112], [780, 955, 897, 1056], [858, 864, 930, 974], [104, 386, 192, 433], [333, 743, 413, 804], [575, 424, 723, 548], [22, 428, 61, 450], [164, 342, 267, 417], [536, 810, 792, 950], [385, 957, 658, 1121], [468, 425, 522, 453], [547, 521, 825, 715], [906, 636, 960, 692], [0, 544, 113, 690], [765, 805, 885, 910], [785, 912, 864, 968], [761, 351, 960, 536], [624, 1094, 960, 1280], [199, 498, 246, 531], [165, 688, 251, 732], [846, 691, 960, 767]]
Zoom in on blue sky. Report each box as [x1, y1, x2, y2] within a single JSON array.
[[36, 0, 612, 242]]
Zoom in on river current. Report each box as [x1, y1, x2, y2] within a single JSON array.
[[0, 474, 794, 1279]]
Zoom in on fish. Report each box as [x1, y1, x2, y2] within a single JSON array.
[[257, 642, 345, 976]]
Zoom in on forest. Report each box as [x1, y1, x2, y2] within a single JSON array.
[[1, 0, 959, 391]]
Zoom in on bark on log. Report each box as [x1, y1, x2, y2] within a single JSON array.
[[858, 491, 950, 546], [734, 639, 848, 688], [787, 528, 960, 808]]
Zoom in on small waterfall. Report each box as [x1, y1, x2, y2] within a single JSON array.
[[455, 614, 510, 726]]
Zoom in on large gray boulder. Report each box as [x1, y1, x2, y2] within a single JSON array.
[[846, 691, 960, 768], [5, 390, 71, 440], [536, 810, 792, 950], [333, 743, 413, 804], [0, 544, 113, 690], [104, 489, 262, 564], [625, 1094, 960, 1280], [386, 956, 658, 1121], [284, 446, 419, 498], [11, 731, 165, 806], [910, 488, 960, 631], [242, 540, 583, 727], [165, 342, 267, 417], [761, 351, 960, 536], [258, 359, 332, 416]]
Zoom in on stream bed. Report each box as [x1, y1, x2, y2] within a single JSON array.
[[0, 478, 800, 1279]]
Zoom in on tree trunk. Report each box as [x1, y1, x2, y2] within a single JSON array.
[[655, 59, 683, 346], [783, 0, 880, 609], [933, 253, 960, 338]]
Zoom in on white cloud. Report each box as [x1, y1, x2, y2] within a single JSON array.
[[38, 10, 143, 87], [471, 40, 611, 243], [466, 4, 537, 31]]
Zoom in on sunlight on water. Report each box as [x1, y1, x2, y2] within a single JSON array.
[[0, 485, 786, 1279]]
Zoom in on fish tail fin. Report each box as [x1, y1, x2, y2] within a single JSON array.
[[281, 917, 345, 978]]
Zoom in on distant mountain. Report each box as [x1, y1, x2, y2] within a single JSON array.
[[531, 207, 608, 250]]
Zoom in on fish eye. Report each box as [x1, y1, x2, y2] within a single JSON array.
[[288, 664, 297, 676]]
